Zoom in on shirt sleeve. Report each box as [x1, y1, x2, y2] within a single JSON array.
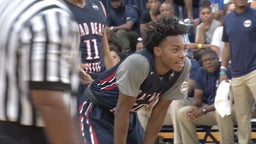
[[161, 57, 191, 100], [125, 6, 139, 23], [211, 26, 223, 47], [25, 9, 80, 91], [140, 11, 150, 24], [115, 54, 150, 97]]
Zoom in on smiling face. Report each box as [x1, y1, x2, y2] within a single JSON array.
[[154, 35, 186, 74]]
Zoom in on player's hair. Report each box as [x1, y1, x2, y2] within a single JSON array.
[[143, 16, 188, 54]]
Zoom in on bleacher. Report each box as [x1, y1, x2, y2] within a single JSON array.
[[100, 0, 148, 13], [99, 0, 256, 143], [100, 0, 165, 14], [159, 120, 256, 144]]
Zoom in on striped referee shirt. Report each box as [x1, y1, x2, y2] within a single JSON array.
[[0, 0, 80, 126]]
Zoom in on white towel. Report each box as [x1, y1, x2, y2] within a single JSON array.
[[214, 80, 232, 118]]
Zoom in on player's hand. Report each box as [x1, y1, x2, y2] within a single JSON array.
[[80, 69, 94, 85]]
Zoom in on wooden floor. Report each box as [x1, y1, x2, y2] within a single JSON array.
[[159, 119, 256, 143], [158, 131, 256, 143]]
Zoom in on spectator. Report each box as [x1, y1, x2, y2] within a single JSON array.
[[159, 1, 175, 17], [178, 48, 235, 144], [80, 16, 190, 144], [140, 0, 161, 36], [107, 0, 141, 55], [136, 37, 144, 52], [221, 0, 256, 143], [166, 0, 200, 19], [157, 2, 193, 59], [188, 1, 221, 59], [0, 0, 83, 144], [195, 3, 221, 45], [211, 2, 235, 61]]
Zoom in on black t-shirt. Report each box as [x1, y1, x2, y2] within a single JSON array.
[[174, 0, 200, 7], [140, 10, 151, 24]]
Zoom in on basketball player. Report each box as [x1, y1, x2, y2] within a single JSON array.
[[79, 16, 191, 144]]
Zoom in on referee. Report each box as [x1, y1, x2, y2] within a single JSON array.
[[0, 0, 83, 144]]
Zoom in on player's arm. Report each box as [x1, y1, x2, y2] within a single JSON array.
[[114, 54, 149, 144], [144, 98, 172, 143], [102, 27, 115, 69], [114, 92, 137, 144]]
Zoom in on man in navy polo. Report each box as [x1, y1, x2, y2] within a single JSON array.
[[221, 0, 256, 143]]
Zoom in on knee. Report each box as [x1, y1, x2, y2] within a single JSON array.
[[177, 107, 188, 123], [115, 29, 127, 36]]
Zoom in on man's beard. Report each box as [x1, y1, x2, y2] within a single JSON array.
[[112, 5, 125, 13], [237, 3, 248, 9]]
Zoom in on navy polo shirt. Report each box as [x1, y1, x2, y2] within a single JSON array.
[[107, 6, 140, 33], [194, 66, 231, 105], [222, 7, 256, 77]]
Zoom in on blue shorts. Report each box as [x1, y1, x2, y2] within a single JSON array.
[[78, 99, 145, 144]]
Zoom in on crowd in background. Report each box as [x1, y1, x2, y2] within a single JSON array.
[[101, 0, 256, 144], [1, 0, 256, 144]]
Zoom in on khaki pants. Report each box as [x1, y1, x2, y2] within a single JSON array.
[[112, 30, 140, 55], [137, 98, 192, 144], [178, 105, 236, 144], [231, 70, 256, 144]]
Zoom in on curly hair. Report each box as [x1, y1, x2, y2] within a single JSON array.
[[142, 16, 188, 54]]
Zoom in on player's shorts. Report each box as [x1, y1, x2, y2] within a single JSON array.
[[78, 92, 145, 144]]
